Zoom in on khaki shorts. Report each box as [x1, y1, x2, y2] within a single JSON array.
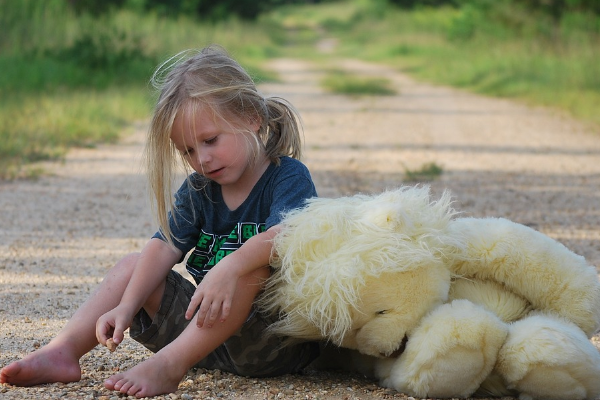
[[129, 270, 318, 377]]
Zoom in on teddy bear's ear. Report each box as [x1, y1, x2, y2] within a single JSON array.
[[357, 188, 422, 231], [359, 199, 403, 230], [358, 186, 455, 236]]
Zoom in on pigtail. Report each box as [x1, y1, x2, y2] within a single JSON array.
[[263, 97, 304, 163]]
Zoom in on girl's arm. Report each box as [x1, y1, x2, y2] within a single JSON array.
[[96, 238, 182, 345], [185, 225, 281, 327]]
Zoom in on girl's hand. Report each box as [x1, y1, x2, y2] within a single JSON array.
[[96, 305, 134, 348], [185, 262, 238, 328]]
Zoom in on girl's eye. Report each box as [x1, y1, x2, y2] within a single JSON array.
[[204, 136, 217, 145]]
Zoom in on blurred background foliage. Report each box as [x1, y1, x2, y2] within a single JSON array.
[[1, 0, 598, 178]]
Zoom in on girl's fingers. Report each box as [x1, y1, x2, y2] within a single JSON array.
[[196, 298, 225, 328], [96, 328, 107, 345], [112, 321, 128, 345], [197, 300, 215, 327], [220, 298, 232, 322], [185, 293, 202, 320], [207, 300, 224, 326], [196, 298, 211, 327], [96, 321, 113, 345]]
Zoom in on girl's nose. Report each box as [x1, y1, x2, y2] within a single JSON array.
[[197, 148, 211, 166]]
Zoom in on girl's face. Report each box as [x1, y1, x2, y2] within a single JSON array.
[[171, 105, 263, 189]]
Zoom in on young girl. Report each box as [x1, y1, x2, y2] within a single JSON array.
[[0, 45, 319, 398]]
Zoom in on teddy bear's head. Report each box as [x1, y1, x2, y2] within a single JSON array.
[[261, 186, 460, 357]]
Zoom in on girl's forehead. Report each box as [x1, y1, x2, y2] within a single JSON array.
[[176, 102, 215, 124], [172, 105, 216, 134], [170, 106, 242, 147]]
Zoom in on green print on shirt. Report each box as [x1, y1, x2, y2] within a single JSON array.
[[186, 222, 266, 280]]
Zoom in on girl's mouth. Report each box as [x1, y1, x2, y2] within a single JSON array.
[[206, 167, 224, 177]]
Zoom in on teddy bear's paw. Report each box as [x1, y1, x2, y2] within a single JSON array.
[[373, 356, 397, 383], [497, 314, 600, 400], [381, 300, 508, 398]]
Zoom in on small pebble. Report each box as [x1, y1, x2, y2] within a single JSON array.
[[105, 338, 117, 352]]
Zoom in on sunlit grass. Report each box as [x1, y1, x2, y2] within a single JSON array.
[[321, 69, 396, 96], [266, 1, 600, 127], [0, 1, 280, 178], [2, 0, 599, 178], [0, 88, 149, 179]]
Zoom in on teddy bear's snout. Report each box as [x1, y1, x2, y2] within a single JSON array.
[[380, 335, 407, 358]]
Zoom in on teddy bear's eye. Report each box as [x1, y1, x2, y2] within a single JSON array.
[[376, 310, 389, 315]]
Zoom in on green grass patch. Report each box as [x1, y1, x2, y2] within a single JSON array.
[[403, 162, 444, 183], [0, 87, 150, 179], [321, 69, 396, 96]]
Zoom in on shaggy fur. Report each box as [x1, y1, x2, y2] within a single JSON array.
[[447, 217, 600, 336], [260, 186, 600, 399], [377, 299, 508, 398], [497, 313, 600, 400], [261, 186, 459, 350]]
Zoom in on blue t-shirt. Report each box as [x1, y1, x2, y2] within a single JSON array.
[[153, 157, 316, 284]]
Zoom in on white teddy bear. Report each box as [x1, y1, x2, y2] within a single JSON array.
[[260, 186, 600, 400]]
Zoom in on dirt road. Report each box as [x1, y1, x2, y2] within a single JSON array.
[[1, 57, 599, 399]]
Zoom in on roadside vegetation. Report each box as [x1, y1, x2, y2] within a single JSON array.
[[321, 69, 396, 96], [269, 0, 600, 126], [2, 0, 598, 178], [0, 0, 278, 178], [403, 162, 444, 182]]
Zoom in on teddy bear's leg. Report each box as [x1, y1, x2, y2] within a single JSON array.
[[497, 314, 600, 400], [376, 299, 508, 398]]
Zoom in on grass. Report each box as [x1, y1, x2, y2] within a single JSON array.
[[0, 1, 280, 179], [265, 1, 600, 127], [0, 87, 149, 179], [2, 0, 599, 178], [403, 162, 444, 183], [321, 69, 396, 96]]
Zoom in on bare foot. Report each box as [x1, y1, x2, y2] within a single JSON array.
[[0, 345, 81, 386], [104, 352, 186, 398]]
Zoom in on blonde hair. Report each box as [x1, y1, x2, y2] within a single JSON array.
[[145, 45, 304, 246]]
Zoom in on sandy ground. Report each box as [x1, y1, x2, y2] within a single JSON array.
[[1, 57, 600, 400]]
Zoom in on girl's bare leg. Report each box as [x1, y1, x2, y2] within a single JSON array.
[[104, 266, 270, 398], [0, 253, 164, 386]]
